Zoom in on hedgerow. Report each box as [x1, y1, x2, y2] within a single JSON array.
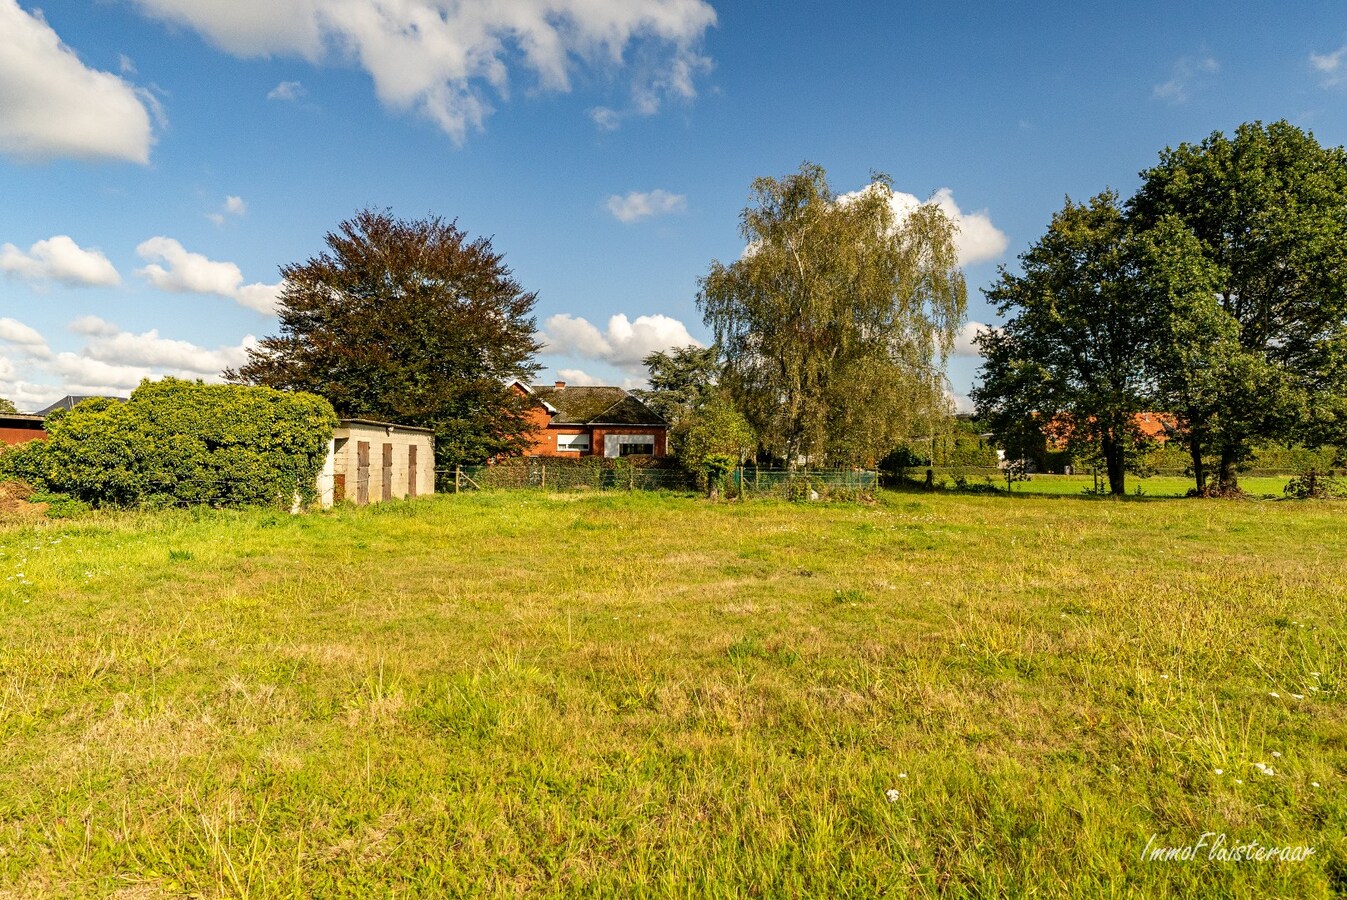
[[0, 379, 337, 509]]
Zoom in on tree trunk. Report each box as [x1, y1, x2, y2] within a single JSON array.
[[1103, 436, 1126, 496], [1218, 445, 1239, 492], [1189, 432, 1206, 493]]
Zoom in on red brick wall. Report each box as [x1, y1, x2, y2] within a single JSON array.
[[0, 426, 45, 446]]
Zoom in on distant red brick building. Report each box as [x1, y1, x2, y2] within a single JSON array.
[[513, 381, 668, 458], [0, 414, 46, 446], [1044, 411, 1179, 449]]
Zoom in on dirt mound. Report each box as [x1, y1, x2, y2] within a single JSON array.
[[0, 481, 47, 519]]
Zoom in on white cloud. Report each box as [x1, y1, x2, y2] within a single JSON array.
[[68, 315, 122, 337], [119, 54, 137, 75], [837, 184, 1009, 267], [207, 195, 248, 225], [1153, 55, 1219, 104], [0, 318, 256, 410], [135, 236, 282, 314], [1311, 45, 1347, 87], [0, 317, 51, 357], [949, 389, 974, 414], [0, 235, 121, 287], [267, 80, 306, 101], [555, 368, 606, 386], [542, 312, 700, 371], [588, 106, 621, 131], [606, 189, 687, 223], [127, 0, 716, 143], [953, 321, 996, 358], [0, 0, 156, 163], [83, 328, 256, 374]]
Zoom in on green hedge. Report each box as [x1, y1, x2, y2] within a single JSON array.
[[0, 379, 337, 509]]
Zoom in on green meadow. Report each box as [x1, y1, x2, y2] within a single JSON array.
[[1, 490, 1344, 897]]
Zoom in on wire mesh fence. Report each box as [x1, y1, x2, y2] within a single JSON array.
[[443, 461, 880, 500]]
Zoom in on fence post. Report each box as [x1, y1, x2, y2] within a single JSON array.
[[541, 464, 546, 490], [455, 466, 461, 494]]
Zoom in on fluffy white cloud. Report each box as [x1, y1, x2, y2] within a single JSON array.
[[206, 195, 248, 225], [606, 189, 687, 223], [0, 317, 51, 357], [135, 237, 282, 314], [953, 321, 996, 358], [0, 0, 156, 163], [267, 80, 307, 101], [68, 315, 122, 337], [0, 235, 121, 287], [838, 184, 1008, 267], [1311, 45, 1347, 87], [0, 317, 256, 410], [554, 368, 606, 386], [127, 0, 716, 142], [1154, 55, 1219, 103], [542, 312, 700, 370], [82, 328, 256, 374]]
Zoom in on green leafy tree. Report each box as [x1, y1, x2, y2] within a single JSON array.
[[630, 344, 720, 435], [1129, 120, 1347, 490], [0, 398, 18, 414], [973, 193, 1153, 495], [674, 392, 756, 496], [699, 163, 965, 468], [227, 209, 541, 466], [1, 379, 336, 508]]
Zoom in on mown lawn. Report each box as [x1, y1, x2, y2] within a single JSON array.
[[0, 490, 1344, 897]]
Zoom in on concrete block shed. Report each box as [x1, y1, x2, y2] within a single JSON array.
[[319, 419, 435, 507]]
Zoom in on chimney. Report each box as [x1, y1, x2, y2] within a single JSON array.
[[554, 380, 566, 390]]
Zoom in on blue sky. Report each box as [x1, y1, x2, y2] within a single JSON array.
[[2, 0, 1345, 412]]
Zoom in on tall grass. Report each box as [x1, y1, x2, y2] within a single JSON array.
[[0, 490, 1343, 896]]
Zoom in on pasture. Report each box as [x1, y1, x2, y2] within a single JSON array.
[[0, 490, 1343, 897]]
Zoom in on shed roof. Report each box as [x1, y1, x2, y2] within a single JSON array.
[[336, 418, 436, 435], [528, 385, 665, 426]]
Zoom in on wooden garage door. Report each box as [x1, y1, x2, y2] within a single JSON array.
[[382, 443, 394, 501], [356, 441, 370, 505]]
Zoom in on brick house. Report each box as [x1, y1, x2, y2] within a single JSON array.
[[514, 381, 668, 458], [0, 414, 46, 446]]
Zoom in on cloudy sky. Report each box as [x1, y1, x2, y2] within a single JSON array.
[[2, 0, 1345, 411]]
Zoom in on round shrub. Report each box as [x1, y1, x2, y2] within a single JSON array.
[[1, 379, 337, 509]]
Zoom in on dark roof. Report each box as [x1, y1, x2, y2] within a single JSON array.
[[529, 385, 666, 426], [35, 395, 127, 416]]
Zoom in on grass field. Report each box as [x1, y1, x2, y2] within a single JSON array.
[[1, 489, 1344, 897], [921, 470, 1297, 499]]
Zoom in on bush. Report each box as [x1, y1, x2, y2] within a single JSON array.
[[1282, 470, 1347, 500], [0, 379, 337, 509]]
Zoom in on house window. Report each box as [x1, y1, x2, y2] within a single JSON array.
[[613, 434, 655, 456], [556, 433, 590, 452]]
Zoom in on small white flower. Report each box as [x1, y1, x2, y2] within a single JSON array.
[[1234, 778, 1244, 784], [1269, 692, 1280, 698], [1160, 674, 1169, 680], [1292, 693, 1305, 700], [885, 789, 900, 802], [1263, 767, 1275, 777], [898, 772, 908, 779], [1312, 782, 1321, 788], [1272, 751, 1282, 758], [1214, 768, 1224, 775], [1311, 672, 1322, 678]]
